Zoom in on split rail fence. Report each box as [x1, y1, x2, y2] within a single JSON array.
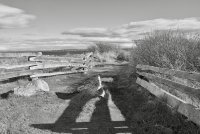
[[0, 52, 93, 82], [136, 64, 200, 126]]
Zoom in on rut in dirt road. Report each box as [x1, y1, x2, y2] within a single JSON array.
[[31, 90, 133, 134]]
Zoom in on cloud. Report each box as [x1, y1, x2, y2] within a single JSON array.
[[119, 18, 200, 38], [63, 17, 200, 42], [0, 4, 35, 28], [62, 18, 200, 46], [2, 18, 200, 51], [64, 36, 131, 43], [62, 27, 122, 37], [0, 46, 8, 51], [62, 18, 200, 49]]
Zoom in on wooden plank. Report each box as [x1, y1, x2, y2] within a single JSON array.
[[29, 56, 84, 63], [153, 81, 195, 105], [136, 77, 200, 126], [30, 70, 85, 78], [0, 62, 37, 69], [0, 70, 42, 81], [136, 64, 200, 82], [29, 62, 86, 70], [93, 62, 129, 67], [136, 77, 186, 103], [137, 71, 200, 108], [0, 52, 42, 57]]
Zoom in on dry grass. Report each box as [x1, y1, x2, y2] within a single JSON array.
[[132, 30, 200, 71], [0, 92, 62, 134], [87, 42, 130, 62]]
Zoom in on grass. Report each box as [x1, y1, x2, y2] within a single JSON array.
[[87, 42, 130, 62], [0, 92, 62, 134], [132, 30, 200, 71]]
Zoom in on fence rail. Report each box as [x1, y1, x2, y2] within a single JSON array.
[[0, 62, 37, 70], [136, 64, 200, 126], [29, 56, 84, 63], [0, 52, 93, 81], [137, 64, 200, 82]]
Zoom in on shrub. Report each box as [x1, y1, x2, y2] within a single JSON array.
[[87, 42, 119, 54], [117, 51, 130, 61], [87, 42, 130, 62], [87, 45, 97, 53], [132, 30, 200, 71]]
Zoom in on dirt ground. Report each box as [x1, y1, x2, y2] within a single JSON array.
[[0, 65, 200, 134]]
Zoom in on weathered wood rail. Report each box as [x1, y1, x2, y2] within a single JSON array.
[[136, 64, 200, 126], [0, 52, 128, 81], [0, 52, 93, 81]]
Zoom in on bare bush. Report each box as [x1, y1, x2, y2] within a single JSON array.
[[87, 42, 119, 53], [87, 42, 129, 62], [132, 30, 200, 71]]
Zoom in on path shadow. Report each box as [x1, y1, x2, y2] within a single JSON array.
[[55, 91, 79, 100], [87, 96, 132, 134], [31, 90, 133, 133]]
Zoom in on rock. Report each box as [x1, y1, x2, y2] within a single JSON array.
[[14, 78, 49, 96], [14, 82, 37, 96], [32, 78, 49, 92]]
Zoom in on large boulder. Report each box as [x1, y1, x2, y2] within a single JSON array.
[[14, 78, 49, 96]]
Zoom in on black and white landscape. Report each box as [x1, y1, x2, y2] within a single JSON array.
[[0, 0, 200, 134]]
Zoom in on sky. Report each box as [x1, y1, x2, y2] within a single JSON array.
[[0, 0, 200, 51]]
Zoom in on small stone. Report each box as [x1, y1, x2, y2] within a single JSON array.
[[14, 83, 37, 96], [33, 79, 49, 92]]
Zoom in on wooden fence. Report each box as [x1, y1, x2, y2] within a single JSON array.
[[136, 64, 200, 126], [0, 52, 93, 81]]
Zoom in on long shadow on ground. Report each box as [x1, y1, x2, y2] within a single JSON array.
[[31, 89, 132, 134]]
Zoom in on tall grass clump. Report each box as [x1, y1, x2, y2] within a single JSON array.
[[87, 42, 129, 62], [88, 42, 119, 53], [132, 30, 200, 71]]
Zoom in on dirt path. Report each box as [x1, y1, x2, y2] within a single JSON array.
[[0, 65, 135, 134], [31, 89, 132, 134]]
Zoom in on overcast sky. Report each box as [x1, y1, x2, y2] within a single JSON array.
[[0, 0, 200, 51]]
